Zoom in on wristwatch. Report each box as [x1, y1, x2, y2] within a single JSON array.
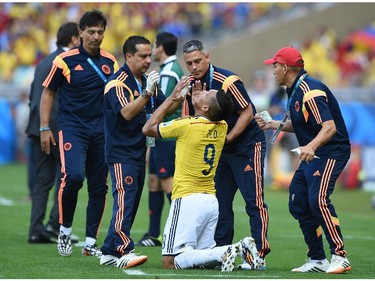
[[141, 89, 152, 99]]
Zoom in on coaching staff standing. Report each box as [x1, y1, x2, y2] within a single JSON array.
[[27, 22, 80, 244], [257, 46, 351, 274], [182, 40, 270, 270], [40, 10, 118, 257], [99, 35, 174, 268]]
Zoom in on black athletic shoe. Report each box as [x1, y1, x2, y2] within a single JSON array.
[[44, 224, 59, 238], [136, 233, 162, 247], [28, 233, 55, 244]]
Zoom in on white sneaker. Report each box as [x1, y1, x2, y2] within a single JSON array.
[[238, 261, 253, 270], [291, 258, 329, 273], [326, 254, 351, 274], [116, 252, 148, 269], [238, 257, 266, 270], [100, 255, 119, 266], [221, 242, 241, 272], [239, 237, 266, 270]]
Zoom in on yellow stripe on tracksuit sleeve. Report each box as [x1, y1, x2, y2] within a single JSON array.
[[104, 80, 134, 102], [222, 75, 241, 92], [302, 89, 327, 122], [53, 56, 71, 83]]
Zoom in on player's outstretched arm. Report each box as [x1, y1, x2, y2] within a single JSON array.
[[143, 77, 190, 137], [166, 76, 191, 115]]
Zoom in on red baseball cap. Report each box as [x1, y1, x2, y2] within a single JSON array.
[[264, 46, 304, 67]]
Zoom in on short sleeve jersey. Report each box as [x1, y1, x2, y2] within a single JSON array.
[[104, 63, 166, 164], [42, 44, 119, 133], [288, 70, 351, 160], [184, 64, 265, 153], [159, 55, 184, 122], [158, 116, 228, 200]]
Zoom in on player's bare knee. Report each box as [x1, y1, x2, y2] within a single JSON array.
[[148, 174, 160, 192], [160, 177, 173, 193]]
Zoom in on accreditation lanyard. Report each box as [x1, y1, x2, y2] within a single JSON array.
[[208, 64, 214, 89], [135, 75, 155, 113], [87, 57, 107, 83], [269, 73, 307, 144]]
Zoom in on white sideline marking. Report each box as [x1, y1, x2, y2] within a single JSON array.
[[345, 235, 375, 241], [123, 269, 146, 275], [0, 196, 13, 206], [123, 269, 280, 278]]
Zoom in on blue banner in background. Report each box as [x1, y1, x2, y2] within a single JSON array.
[[340, 102, 375, 146], [0, 99, 16, 164], [0, 100, 374, 165]]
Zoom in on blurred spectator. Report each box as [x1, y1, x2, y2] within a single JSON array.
[[187, 7, 204, 36], [247, 69, 273, 112], [233, 3, 251, 30], [0, 2, 301, 86], [300, 25, 340, 88], [363, 48, 375, 87], [13, 91, 29, 163]]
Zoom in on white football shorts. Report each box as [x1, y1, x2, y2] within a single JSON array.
[[162, 193, 218, 256]]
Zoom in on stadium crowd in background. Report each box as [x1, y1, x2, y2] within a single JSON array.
[[0, 2, 282, 83], [1, 3, 375, 89]]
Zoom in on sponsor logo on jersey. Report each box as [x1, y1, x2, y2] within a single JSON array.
[[74, 64, 83, 71]]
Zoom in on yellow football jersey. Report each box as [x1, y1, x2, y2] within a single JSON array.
[[158, 116, 228, 199]]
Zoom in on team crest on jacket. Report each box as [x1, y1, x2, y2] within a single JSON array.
[[102, 65, 111, 75], [295, 101, 300, 112], [64, 142, 72, 151], [125, 176, 133, 185]]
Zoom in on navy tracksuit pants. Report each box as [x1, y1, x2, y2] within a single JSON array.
[[214, 141, 271, 258], [289, 158, 348, 259], [58, 130, 108, 239], [101, 163, 145, 257]]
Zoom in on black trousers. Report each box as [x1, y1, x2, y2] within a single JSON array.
[[28, 136, 61, 238]]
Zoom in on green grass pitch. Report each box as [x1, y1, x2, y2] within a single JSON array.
[[0, 163, 374, 279]]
